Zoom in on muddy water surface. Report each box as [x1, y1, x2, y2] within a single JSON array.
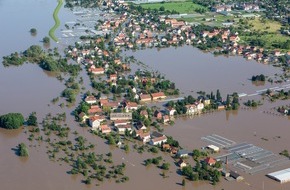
[[124, 46, 285, 97], [0, 0, 290, 190]]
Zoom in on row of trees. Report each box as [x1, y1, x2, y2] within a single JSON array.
[[251, 74, 266, 82], [3, 45, 81, 75]]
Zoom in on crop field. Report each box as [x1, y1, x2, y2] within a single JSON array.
[[140, 1, 207, 14]]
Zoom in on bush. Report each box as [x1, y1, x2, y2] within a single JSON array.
[[27, 112, 38, 126], [43, 36, 50, 43], [0, 113, 24, 129], [30, 28, 37, 34], [18, 143, 29, 157]]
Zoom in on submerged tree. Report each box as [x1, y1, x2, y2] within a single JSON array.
[[0, 113, 24, 129], [27, 112, 38, 126], [30, 28, 37, 34], [43, 36, 50, 43], [17, 143, 29, 157]]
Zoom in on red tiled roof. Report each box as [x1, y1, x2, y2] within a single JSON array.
[[151, 92, 166, 98]]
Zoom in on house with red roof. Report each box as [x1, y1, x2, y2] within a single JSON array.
[[204, 157, 217, 166], [140, 94, 152, 102], [151, 92, 166, 101]]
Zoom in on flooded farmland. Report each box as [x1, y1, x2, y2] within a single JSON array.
[[0, 0, 289, 190]]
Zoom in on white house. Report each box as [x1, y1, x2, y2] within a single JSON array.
[[149, 135, 167, 145], [136, 130, 151, 143], [185, 104, 196, 115], [115, 125, 132, 135], [196, 102, 204, 111], [89, 116, 101, 130], [125, 102, 139, 112], [167, 107, 177, 116], [85, 96, 97, 104]]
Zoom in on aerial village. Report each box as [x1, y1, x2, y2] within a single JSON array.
[[1, 0, 289, 188], [60, 0, 290, 186]]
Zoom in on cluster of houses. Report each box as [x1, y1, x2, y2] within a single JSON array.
[[211, 3, 259, 12], [66, 0, 288, 78], [80, 94, 174, 144]]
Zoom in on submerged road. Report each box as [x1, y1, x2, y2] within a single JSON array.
[[243, 82, 290, 97]]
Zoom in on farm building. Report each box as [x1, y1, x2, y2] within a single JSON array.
[[267, 168, 290, 184], [207, 144, 220, 152]]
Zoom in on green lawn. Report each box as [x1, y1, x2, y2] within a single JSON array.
[[140, 1, 207, 14], [49, 0, 63, 42]]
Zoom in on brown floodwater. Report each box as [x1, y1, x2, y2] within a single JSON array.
[[0, 0, 290, 190], [123, 46, 287, 97]]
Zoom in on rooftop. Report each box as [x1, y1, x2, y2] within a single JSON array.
[[267, 168, 290, 184]]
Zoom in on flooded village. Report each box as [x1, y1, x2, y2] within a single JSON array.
[[0, 0, 290, 190]]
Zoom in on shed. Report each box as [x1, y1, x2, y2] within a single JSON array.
[[207, 145, 220, 152], [230, 171, 244, 182], [267, 168, 290, 184], [177, 149, 191, 158]]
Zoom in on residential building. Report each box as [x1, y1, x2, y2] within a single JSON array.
[[204, 157, 217, 166], [85, 96, 97, 104], [78, 112, 88, 123], [140, 110, 149, 118], [177, 159, 187, 168], [114, 120, 130, 126], [100, 125, 112, 134], [110, 112, 132, 121], [125, 101, 139, 112], [140, 94, 152, 102], [135, 121, 147, 130], [115, 125, 132, 135], [91, 67, 105, 75], [177, 149, 191, 158], [185, 104, 196, 115], [151, 92, 166, 100], [166, 107, 177, 116], [162, 115, 170, 124], [136, 130, 151, 143], [150, 135, 167, 145]]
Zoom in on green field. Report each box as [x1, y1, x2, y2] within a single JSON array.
[[177, 13, 237, 27], [240, 34, 289, 50], [140, 1, 207, 14], [248, 18, 282, 33], [49, 0, 63, 42]]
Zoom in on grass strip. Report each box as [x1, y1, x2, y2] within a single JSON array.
[[49, 0, 63, 42]]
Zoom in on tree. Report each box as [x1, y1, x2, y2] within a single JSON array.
[[18, 143, 29, 157], [107, 135, 116, 145], [226, 94, 230, 107], [216, 89, 222, 102], [43, 36, 50, 43], [161, 162, 170, 170], [192, 149, 201, 159], [30, 28, 37, 34], [159, 6, 165, 11], [182, 165, 194, 179], [182, 179, 186, 186], [0, 113, 24, 129], [27, 112, 37, 126], [124, 144, 130, 152]]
